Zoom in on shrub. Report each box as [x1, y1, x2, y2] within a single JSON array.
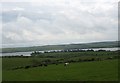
[[24, 65, 31, 69]]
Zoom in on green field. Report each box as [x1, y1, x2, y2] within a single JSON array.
[[2, 51, 118, 70], [0, 58, 2, 82], [3, 59, 118, 81], [2, 51, 119, 81]]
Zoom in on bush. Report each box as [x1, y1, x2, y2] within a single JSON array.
[[24, 65, 31, 69], [91, 58, 95, 61]]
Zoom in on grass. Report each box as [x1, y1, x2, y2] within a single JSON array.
[[0, 58, 2, 82], [2, 59, 118, 81], [2, 57, 59, 70], [2, 54, 117, 70]]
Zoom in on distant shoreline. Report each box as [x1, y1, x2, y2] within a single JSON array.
[[1, 41, 119, 53]]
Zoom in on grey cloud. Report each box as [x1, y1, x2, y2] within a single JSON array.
[[2, 1, 118, 47], [2, 11, 18, 22]]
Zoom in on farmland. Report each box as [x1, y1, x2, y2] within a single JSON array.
[[2, 51, 119, 81], [2, 60, 118, 81]]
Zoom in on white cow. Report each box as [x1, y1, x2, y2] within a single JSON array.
[[64, 62, 69, 66]]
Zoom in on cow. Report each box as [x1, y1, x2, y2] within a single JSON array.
[[64, 62, 69, 66], [44, 64, 48, 67]]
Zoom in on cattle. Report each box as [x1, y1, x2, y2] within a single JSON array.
[[38, 64, 43, 66], [107, 57, 113, 60], [32, 65, 38, 67], [64, 62, 69, 66], [44, 64, 48, 67]]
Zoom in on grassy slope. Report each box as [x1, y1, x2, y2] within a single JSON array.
[[3, 59, 118, 81], [2, 58, 58, 70]]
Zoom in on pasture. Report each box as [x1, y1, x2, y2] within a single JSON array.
[[2, 51, 119, 81], [2, 60, 118, 81]]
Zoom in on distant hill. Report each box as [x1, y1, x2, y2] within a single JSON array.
[[1, 41, 119, 53]]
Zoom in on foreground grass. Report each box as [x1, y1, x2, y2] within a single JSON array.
[[3, 59, 118, 81]]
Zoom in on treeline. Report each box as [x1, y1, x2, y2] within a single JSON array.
[[2, 50, 119, 58], [31, 49, 111, 56]]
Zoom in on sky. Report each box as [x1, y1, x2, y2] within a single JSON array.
[[0, 0, 118, 48]]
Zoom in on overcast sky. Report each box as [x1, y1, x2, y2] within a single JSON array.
[[1, 0, 118, 48]]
